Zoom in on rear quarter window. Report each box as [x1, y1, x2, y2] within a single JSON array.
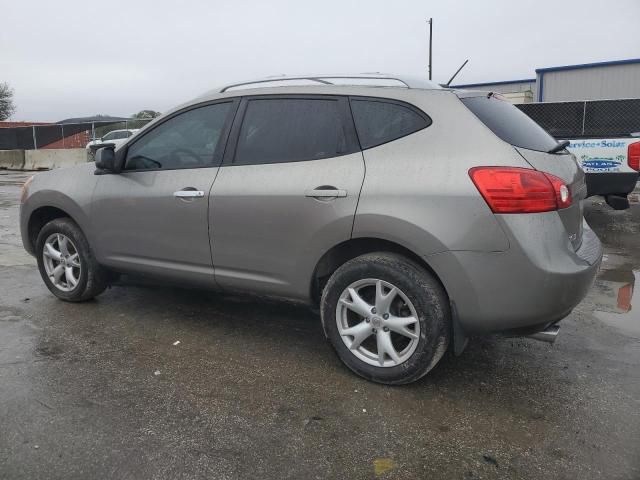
[[350, 99, 431, 149], [461, 95, 558, 152]]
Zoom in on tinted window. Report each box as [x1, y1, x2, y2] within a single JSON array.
[[350, 99, 430, 149], [125, 103, 231, 170], [234, 99, 347, 164], [461, 95, 558, 152]]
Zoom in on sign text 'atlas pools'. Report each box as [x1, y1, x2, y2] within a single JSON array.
[[567, 139, 636, 173]]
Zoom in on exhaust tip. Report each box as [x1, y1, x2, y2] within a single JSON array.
[[527, 323, 560, 344]]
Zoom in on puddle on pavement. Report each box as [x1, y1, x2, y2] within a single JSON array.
[[592, 255, 639, 337]]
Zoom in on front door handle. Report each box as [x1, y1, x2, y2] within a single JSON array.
[[305, 187, 348, 198], [174, 189, 205, 198]]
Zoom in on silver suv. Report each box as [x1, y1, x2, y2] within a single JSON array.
[[20, 74, 602, 384]]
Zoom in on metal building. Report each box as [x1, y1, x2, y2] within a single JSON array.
[[452, 58, 640, 103], [449, 79, 536, 104], [536, 59, 640, 102]]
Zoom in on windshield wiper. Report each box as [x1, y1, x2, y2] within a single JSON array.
[[548, 140, 570, 154]]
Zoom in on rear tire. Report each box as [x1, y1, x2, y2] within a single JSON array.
[[321, 252, 450, 385], [36, 218, 109, 302]]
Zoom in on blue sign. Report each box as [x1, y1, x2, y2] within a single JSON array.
[[582, 158, 621, 170]]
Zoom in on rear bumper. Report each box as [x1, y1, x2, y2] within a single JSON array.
[[427, 215, 602, 334], [586, 171, 639, 197]]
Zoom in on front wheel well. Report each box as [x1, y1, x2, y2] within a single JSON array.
[[310, 238, 447, 306], [27, 206, 71, 252]]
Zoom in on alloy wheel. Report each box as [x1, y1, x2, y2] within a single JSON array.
[[42, 233, 81, 292], [336, 278, 421, 367]]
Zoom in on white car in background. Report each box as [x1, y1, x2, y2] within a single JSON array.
[[86, 129, 139, 154], [566, 136, 640, 209]]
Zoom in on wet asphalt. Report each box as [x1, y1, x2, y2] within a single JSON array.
[[0, 170, 638, 480]]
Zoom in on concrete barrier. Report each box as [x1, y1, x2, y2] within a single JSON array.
[[24, 148, 87, 170], [0, 148, 87, 171], [1, 149, 87, 170], [0, 150, 26, 170]]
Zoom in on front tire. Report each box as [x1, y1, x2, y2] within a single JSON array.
[[321, 252, 450, 385], [36, 218, 108, 302]]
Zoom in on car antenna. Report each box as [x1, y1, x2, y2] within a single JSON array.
[[445, 59, 469, 87]]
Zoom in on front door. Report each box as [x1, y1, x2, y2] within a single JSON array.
[[209, 96, 365, 300], [91, 101, 237, 287]]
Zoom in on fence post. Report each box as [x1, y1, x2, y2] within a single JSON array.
[[581, 101, 587, 136], [32, 125, 37, 150], [61, 124, 65, 148]]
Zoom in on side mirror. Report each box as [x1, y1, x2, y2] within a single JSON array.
[[94, 146, 117, 173]]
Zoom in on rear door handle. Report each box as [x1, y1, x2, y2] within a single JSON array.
[[174, 189, 205, 198], [305, 187, 347, 198]]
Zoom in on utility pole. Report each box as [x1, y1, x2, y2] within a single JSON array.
[[427, 18, 433, 80]]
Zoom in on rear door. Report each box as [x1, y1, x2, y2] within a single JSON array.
[[92, 101, 237, 286], [209, 95, 364, 300]]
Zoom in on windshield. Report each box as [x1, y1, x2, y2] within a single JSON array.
[[103, 131, 130, 140], [461, 95, 559, 153]]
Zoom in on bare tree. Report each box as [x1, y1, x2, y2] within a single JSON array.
[[0, 82, 16, 121]]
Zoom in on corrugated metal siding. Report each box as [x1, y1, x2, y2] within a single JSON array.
[[539, 63, 640, 101], [457, 81, 536, 97]]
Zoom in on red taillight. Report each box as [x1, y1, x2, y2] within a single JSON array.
[[628, 141, 640, 171], [469, 167, 572, 213]]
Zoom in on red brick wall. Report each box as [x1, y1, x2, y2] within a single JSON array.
[[42, 131, 90, 149], [0, 121, 51, 128]]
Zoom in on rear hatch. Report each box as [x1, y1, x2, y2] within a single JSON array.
[[459, 92, 587, 250]]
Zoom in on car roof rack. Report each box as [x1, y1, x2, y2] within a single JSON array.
[[217, 73, 442, 93]]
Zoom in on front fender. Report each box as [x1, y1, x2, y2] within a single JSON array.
[[20, 165, 98, 254]]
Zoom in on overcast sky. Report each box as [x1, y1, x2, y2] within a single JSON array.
[[2, 0, 639, 121]]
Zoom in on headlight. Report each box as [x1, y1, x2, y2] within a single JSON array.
[[20, 175, 34, 204]]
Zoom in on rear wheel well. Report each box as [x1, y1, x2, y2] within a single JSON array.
[[311, 238, 447, 306], [28, 207, 71, 252]]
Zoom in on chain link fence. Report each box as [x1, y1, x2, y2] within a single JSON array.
[[3, 99, 638, 151], [0, 119, 153, 151], [517, 98, 640, 139]]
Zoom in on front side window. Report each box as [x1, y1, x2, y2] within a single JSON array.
[[234, 98, 348, 165], [125, 103, 231, 170], [350, 99, 431, 149]]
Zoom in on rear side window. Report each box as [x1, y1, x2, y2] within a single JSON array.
[[350, 99, 431, 149], [461, 95, 558, 152], [234, 98, 348, 164]]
